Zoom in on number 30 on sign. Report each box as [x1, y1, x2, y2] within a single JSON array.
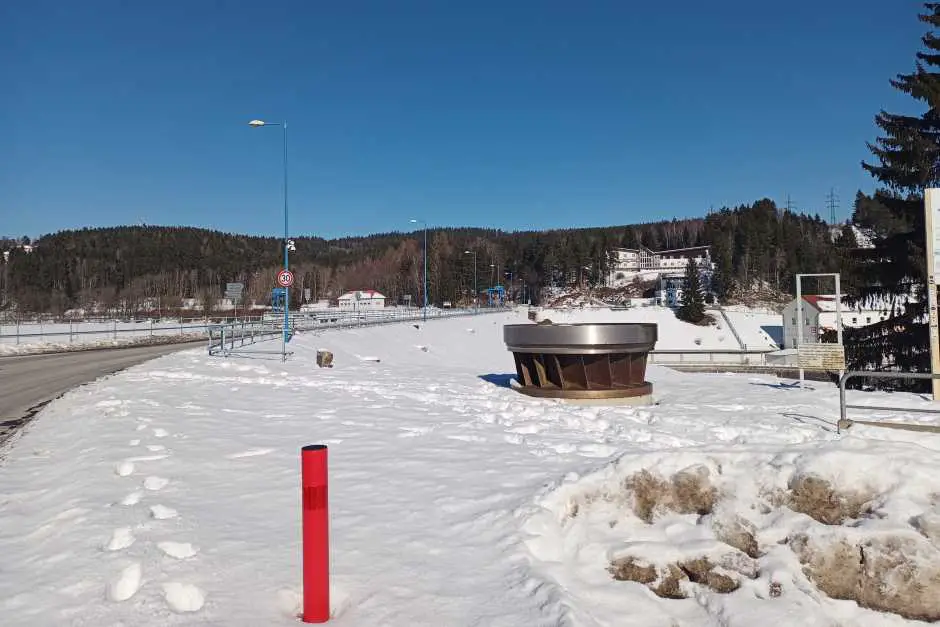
[[277, 270, 294, 287]]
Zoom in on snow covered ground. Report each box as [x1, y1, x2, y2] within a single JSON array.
[[535, 305, 768, 351], [2, 312, 940, 625], [718, 308, 783, 349]]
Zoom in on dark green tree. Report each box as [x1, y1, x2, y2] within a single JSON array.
[[677, 258, 707, 324], [844, 2, 940, 383]]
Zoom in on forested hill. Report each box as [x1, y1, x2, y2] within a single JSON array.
[[1, 198, 842, 313]]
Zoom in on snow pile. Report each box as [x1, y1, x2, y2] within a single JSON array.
[[1, 311, 940, 625], [534, 306, 734, 350], [523, 439, 940, 626]]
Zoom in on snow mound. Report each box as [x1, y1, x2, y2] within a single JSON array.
[[524, 445, 940, 625]]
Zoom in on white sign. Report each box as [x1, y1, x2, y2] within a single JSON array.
[[797, 343, 845, 371], [929, 190, 940, 285], [276, 269, 294, 288], [226, 282, 244, 293]]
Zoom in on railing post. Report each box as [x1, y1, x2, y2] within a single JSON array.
[[839, 373, 849, 433]]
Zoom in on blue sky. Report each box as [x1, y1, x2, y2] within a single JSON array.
[[0, 0, 927, 239]]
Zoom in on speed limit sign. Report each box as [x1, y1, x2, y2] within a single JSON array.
[[276, 269, 294, 287]]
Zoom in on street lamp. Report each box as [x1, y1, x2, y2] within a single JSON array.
[[464, 250, 477, 311], [248, 118, 289, 361], [410, 219, 428, 322], [505, 270, 513, 304]]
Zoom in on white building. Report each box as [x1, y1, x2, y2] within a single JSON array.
[[781, 295, 894, 349], [337, 290, 386, 310], [610, 245, 713, 280]]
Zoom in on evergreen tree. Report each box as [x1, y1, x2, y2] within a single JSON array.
[[677, 258, 707, 324], [845, 2, 940, 382]]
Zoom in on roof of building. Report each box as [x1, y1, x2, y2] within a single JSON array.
[[338, 290, 386, 300]]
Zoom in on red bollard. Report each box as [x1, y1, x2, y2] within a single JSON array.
[[301, 444, 330, 623]]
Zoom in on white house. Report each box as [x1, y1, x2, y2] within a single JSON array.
[[337, 290, 386, 310], [610, 245, 713, 282], [781, 295, 894, 349]]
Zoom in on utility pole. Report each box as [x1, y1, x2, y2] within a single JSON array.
[[785, 194, 797, 214], [826, 188, 840, 226]]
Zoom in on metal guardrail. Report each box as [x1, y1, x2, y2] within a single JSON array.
[[0, 316, 266, 345], [713, 307, 747, 350], [648, 349, 776, 366], [208, 320, 286, 356], [838, 370, 940, 433], [207, 307, 512, 356], [0, 308, 511, 347]]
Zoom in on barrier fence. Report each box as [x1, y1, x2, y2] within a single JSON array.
[[0, 307, 512, 349]]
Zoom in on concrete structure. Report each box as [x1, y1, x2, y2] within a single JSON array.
[[782, 295, 893, 349], [503, 322, 657, 402], [337, 290, 386, 311]]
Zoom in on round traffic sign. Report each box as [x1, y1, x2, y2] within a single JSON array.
[[277, 269, 295, 287]]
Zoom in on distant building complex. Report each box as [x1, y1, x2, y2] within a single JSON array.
[[781, 294, 894, 349], [608, 245, 715, 307], [337, 290, 387, 310]]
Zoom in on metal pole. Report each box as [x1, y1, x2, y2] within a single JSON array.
[[283, 121, 289, 362], [423, 225, 428, 322], [474, 252, 477, 312], [925, 189, 940, 400], [797, 276, 804, 387]]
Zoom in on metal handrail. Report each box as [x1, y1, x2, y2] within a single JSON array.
[[838, 370, 940, 433]]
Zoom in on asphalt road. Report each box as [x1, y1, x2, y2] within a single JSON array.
[[0, 342, 201, 448]]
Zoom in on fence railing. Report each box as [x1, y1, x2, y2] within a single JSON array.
[[0, 316, 268, 346], [838, 370, 940, 433], [648, 349, 777, 366], [206, 306, 510, 356], [207, 320, 287, 356], [0, 307, 512, 349]]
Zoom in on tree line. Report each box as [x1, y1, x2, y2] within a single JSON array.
[[0, 202, 841, 316]]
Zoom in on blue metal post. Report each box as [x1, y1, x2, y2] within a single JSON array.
[[423, 224, 428, 322], [283, 121, 289, 361]]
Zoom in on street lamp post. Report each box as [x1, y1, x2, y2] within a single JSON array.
[[464, 250, 477, 311], [410, 219, 428, 322], [249, 119, 289, 361], [505, 270, 513, 304]]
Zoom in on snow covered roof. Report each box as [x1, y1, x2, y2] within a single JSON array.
[[338, 290, 386, 300]]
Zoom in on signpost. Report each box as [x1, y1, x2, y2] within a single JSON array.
[[277, 270, 295, 288], [795, 273, 844, 387], [224, 282, 244, 320], [797, 343, 846, 371], [923, 189, 940, 401]]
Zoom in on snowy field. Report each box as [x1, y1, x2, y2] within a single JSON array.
[[718, 309, 783, 349], [535, 305, 781, 351], [2, 312, 940, 625]]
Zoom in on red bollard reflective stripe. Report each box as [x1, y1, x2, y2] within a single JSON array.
[[301, 444, 330, 623]]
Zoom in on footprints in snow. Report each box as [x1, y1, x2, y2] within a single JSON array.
[[150, 504, 179, 520], [143, 476, 169, 491], [106, 413, 204, 613], [105, 527, 136, 551]]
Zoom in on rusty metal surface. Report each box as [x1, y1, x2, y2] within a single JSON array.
[[512, 381, 653, 400], [504, 322, 658, 400], [504, 322, 657, 355]]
